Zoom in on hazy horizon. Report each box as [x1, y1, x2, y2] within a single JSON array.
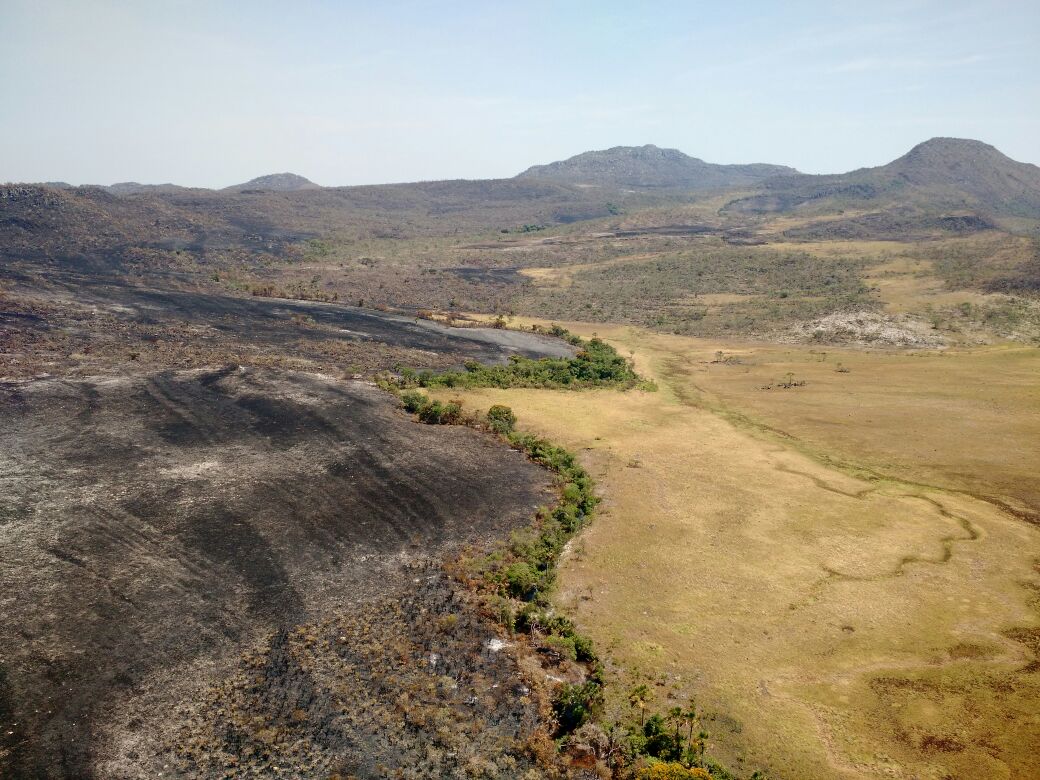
[[3, 0, 1038, 188]]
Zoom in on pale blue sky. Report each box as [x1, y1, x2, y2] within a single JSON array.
[[2, 0, 1038, 187]]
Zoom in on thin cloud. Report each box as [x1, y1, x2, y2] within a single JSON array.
[[831, 54, 988, 73]]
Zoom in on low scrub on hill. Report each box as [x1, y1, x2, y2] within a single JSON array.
[[517, 244, 876, 337]]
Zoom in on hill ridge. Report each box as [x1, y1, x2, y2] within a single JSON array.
[[227, 172, 322, 191], [516, 144, 797, 190]]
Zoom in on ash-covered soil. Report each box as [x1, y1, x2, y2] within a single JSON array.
[[0, 278, 574, 381], [0, 367, 554, 778]]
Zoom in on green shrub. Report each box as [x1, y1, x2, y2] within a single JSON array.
[[515, 602, 542, 633], [400, 389, 427, 413], [573, 632, 597, 663], [545, 634, 578, 662], [417, 400, 446, 424], [440, 400, 464, 424], [397, 328, 639, 391], [552, 681, 602, 736], [504, 562, 539, 600], [486, 404, 517, 434], [408, 395, 464, 425]]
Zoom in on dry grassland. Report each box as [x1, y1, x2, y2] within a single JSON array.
[[436, 322, 1040, 780]]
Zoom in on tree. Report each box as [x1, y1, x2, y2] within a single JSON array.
[[694, 730, 709, 766], [682, 701, 699, 750], [642, 714, 681, 761], [629, 684, 651, 728], [668, 706, 684, 745]]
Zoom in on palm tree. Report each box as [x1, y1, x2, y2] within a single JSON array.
[[668, 706, 684, 744], [628, 684, 651, 728], [683, 700, 698, 749], [696, 729, 709, 766]]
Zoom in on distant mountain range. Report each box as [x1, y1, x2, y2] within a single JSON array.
[[20, 139, 1037, 224], [516, 144, 797, 190], [26, 173, 324, 194], [5, 139, 1039, 253], [725, 137, 1040, 220]]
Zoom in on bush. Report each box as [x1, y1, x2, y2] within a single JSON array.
[[404, 392, 465, 425], [545, 634, 578, 662], [573, 632, 597, 663], [515, 602, 542, 633], [552, 681, 602, 736], [637, 762, 711, 780], [504, 562, 539, 600], [417, 400, 447, 424], [400, 389, 427, 413], [486, 404, 517, 434]]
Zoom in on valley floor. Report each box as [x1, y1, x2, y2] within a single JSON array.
[[434, 323, 1040, 780]]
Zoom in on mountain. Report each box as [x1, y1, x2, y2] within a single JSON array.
[[0, 174, 653, 272], [228, 172, 322, 191], [726, 138, 1040, 220], [106, 182, 189, 195], [516, 144, 797, 190]]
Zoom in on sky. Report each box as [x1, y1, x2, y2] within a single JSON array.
[[2, 0, 1038, 187]]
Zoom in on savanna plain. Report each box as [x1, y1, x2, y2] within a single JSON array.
[[3, 138, 1040, 779]]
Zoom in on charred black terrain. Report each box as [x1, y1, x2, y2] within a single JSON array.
[[0, 368, 556, 778], [0, 272, 575, 381]]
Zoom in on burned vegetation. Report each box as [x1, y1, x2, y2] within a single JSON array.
[[0, 367, 562, 778]]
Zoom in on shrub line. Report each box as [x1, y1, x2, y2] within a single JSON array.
[[376, 327, 753, 778]]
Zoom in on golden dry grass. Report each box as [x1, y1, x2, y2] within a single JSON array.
[[683, 340, 1040, 519], [436, 323, 1040, 780], [518, 250, 681, 289]]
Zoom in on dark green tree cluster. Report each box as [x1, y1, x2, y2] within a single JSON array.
[[396, 329, 641, 390], [553, 680, 603, 735], [612, 690, 756, 779]]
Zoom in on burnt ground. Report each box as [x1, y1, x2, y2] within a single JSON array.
[[0, 275, 574, 381], [0, 367, 556, 778]]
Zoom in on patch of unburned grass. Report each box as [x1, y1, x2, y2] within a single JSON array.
[[435, 323, 1040, 780], [683, 340, 1040, 519]]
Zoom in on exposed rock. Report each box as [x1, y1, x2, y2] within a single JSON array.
[[788, 311, 946, 347]]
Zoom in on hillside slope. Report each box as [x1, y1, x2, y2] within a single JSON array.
[[726, 137, 1040, 220], [517, 144, 796, 190]]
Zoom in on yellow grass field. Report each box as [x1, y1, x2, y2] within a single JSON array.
[[434, 323, 1040, 779]]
